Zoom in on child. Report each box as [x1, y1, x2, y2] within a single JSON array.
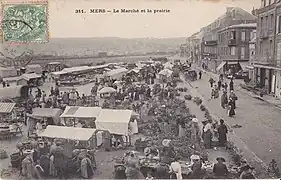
[[146, 171, 154, 180]]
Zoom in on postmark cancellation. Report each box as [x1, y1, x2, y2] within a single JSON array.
[[1, 1, 49, 43]]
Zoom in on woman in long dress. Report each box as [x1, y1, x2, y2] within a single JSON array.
[[203, 120, 212, 149], [80, 156, 94, 179]]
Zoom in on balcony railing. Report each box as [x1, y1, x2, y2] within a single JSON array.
[[228, 39, 237, 46], [204, 40, 218, 46]]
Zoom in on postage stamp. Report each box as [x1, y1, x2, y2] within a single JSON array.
[[1, 1, 49, 43]]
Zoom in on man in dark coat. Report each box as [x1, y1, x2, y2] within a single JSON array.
[[229, 79, 234, 91], [218, 119, 228, 147]]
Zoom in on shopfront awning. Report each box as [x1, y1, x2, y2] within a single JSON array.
[[238, 62, 250, 71], [216, 61, 226, 71]]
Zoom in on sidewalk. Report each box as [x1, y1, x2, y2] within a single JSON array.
[[179, 74, 269, 178], [194, 66, 281, 109]]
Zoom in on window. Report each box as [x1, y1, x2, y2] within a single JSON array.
[[230, 31, 236, 39], [277, 16, 281, 33], [270, 40, 273, 55], [241, 47, 245, 59], [261, 17, 264, 29], [265, 16, 268, 28], [264, 0, 267, 7], [231, 47, 236, 55], [270, 14, 274, 29], [269, 0, 271, 5], [241, 31, 246, 41]]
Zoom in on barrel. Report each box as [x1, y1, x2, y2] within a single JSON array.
[[10, 152, 21, 168]]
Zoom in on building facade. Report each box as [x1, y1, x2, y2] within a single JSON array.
[[216, 23, 256, 74], [200, 7, 256, 72], [186, 32, 202, 64], [247, 30, 257, 81], [254, 0, 281, 97]]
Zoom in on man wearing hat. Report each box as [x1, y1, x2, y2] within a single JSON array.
[[213, 157, 228, 178]]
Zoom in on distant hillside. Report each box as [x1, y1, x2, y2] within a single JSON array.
[[28, 37, 186, 56]]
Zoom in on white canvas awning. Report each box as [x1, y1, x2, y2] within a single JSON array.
[[159, 69, 173, 77], [216, 61, 226, 71], [39, 125, 96, 141], [95, 109, 133, 135], [60, 106, 102, 118]]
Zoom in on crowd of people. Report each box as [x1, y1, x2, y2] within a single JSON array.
[[208, 75, 238, 118], [1, 59, 259, 180]]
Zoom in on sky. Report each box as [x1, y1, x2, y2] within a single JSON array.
[[16, 0, 262, 38]]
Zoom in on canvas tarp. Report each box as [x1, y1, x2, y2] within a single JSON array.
[[60, 106, 102, 118], [25, 64, 43, 74], [95, 109, 132, 135], [39, 125, 96, 141]]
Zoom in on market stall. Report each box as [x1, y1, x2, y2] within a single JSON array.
[[95, 109, 134, 146], [27, 107, 62, 125], [0, 102, 23, 140], [39, 125, 99, 149], [60, 106, 102, 128], [17, 73, 42, 87], [158, 68, 173, 83]]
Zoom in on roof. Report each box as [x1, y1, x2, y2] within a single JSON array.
[[48, 62, 61, 65], [95, 109, 133, 135], [90, 64, 110, 70], [20, 73, 41, 80], [60, 106, 102, 118], [26, 64, 41, 68], [98, 87, 117, 94], [218, 23, 257, 32], [30, 108, 62, 118], [51, 71, 67, 76], [62, 66, 92, 74], [228, 23, 257, 29], [39, 125, 97, 141], [106, 68, 128, 77], [0, 85, 23, 99], [96, 109, 132, 124], [0, 102, 16, 113]]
